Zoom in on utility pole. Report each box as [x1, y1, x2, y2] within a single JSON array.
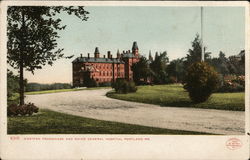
[[201, 6, 204, 61]]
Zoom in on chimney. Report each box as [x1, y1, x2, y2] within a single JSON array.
[[103, 55, 106, 58], [87, 53, 90, 59], [107, 51, 112, 59], [111, 55, 113, 59], [80, 54, 83, 58]]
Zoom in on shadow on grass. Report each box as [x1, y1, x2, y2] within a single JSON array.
[[8, 109, 213, 135]]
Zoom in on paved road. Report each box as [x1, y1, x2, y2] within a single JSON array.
[[26, 89, 245, 135]]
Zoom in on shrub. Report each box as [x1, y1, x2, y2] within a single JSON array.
[[98, 82, 111, 87], [167, 76, 177, 84], [128, 81, 137, 93], [113, 78, 137, 94], [217, 75, 245, 93], [233, 75, 245, 86], [7, 103, 39, 116], [184, 62, 219, 103]]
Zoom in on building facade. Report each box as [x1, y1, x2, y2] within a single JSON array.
[[72, 42, 140, 87]]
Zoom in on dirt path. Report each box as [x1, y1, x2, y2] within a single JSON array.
[[26, 89, 244, 135]]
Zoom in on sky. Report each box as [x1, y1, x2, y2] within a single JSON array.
[[21, 6, 245, 84]]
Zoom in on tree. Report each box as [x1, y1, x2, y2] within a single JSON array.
[[150, 51, 169, 84], [131, 56, 152, 84], [7, 6, 89, 105], [227, 50, 245, 75], [7, 70, 27, 105], [166, 58, 185, 83], [184, 62, 219, 103], [185, 34, 202, 67], [82, 72, 97, 87]]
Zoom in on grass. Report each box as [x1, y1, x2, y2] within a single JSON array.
[[8, 109, 210, 134], [107, 84, 245, 111], [25, 86, 110, 95]]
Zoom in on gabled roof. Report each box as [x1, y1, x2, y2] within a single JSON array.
[[72, 57, 124, 64], [122, 53, 136, 58]]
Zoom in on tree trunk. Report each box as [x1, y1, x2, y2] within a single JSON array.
[[19, 58, 24, 105], [19, 10, 25, 105]]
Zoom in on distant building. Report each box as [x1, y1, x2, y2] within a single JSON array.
[[72, 42, 140, 87]]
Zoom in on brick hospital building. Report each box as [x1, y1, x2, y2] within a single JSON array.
[[72, 42, 140, 87]]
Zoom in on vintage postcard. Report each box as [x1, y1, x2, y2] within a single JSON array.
[[0, 1, 249, 160]]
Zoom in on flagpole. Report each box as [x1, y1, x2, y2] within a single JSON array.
[[201, 6, 204, 61]]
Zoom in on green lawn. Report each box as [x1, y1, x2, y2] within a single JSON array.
[[25, 86, 110, 95], [8, 109, 209, 134], [107, 84, 244, 111]]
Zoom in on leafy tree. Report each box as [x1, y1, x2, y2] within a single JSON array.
[[82, 72, 97, 87], [185, 34, 202, 67], [213, 51, 230, 75], [7, 6, 89, 105], [150, 51, 169, 84], [26, 82, 72, 92], [227, 50, 245, 75], [7, 70, 27, 105], [131, 56, 152, 84], [204, 51, 212, 62], [239, 50, 245, 65], [166, 58, 185, 83]]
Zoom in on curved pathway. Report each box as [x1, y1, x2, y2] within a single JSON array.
[[26, 89, 244, 135]]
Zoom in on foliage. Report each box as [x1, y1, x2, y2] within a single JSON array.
[[208, 50, 245, 76], [217, 75, 245, 93], [127, 81, 137, 93], [167, 76, 177, 83], [233, 75, 245, 86], [7, 6, 89, 72], [98, 82, 112, 87], [82, 72, 97, 87], [185, 34, 202, 67], [228, 52, 245, 75], [7, 70, 19, 103], [166, 58, 185, 83], [26, 82, 72, 92], [113, 78, 137, 94], [7, 6, 89, 105], [150, 51, 169, 84], [107, 84, 244, 111], [184, 62, 220, 103], [7, 70, 27, 105], [8, 103, 39, 116], [131, 56, 152, 85]]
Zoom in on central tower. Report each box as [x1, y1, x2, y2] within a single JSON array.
[[132, 41, 139, 56]]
